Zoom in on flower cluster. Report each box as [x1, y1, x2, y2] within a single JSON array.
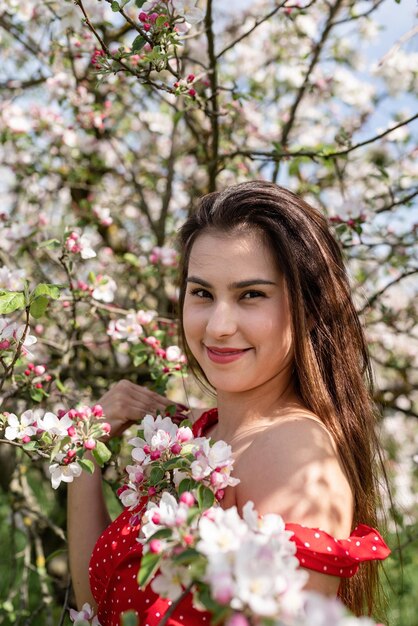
[[1, 404, 111, 489], [149, 245, 178, 267], [113, 414, 382, 626], [107, 310, 186, 387], [118, 413, 239, 512], [107, 309, 157, 343], [64, 231, 97, 259], [0, 318, 37, 356], [173, 73, 209, 99]]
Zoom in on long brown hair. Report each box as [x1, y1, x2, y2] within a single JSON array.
[[177, 180, 384, 617]]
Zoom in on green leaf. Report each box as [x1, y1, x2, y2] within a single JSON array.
[[138, 551, 161, 588], [172, 547, 199, 564], [196, 484, 215, 511], [92, 441, 112, 467], [121, 611, 139, 626], [22, 440, 38, 451], [147, 528, 172, 541], [123, 252, 141, 267], [55, 377, 67, 393], [30, 295, 49, 319], [133, 353, 148, 367], [37, 238, 61, 250], [135, 0, 146, 6], [156, 15, 167, 28], [149, 466, 165, 486], [0, 291, 25, 314], [31, 283, 61, 300], [162, 456, 182, 471], [30, 387, 46, 402], [78, 459, 95, 474], [111, 1, 120, 10], [132, 35, 147, 53], [178, 478, 196, 495]]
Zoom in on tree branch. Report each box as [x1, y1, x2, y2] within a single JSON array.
[[205, 0, 219, 192], [359, 268, 418, 315]]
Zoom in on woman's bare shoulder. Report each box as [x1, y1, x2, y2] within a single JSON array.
[[235, 413, 354, 537]]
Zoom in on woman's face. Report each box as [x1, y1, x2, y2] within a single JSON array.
[[183, 228, 294, 395]]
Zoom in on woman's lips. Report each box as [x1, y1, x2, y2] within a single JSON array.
[[205, 345, 251, 364]]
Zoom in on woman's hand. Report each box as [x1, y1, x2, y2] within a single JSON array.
[[97, 379, 172, 438]]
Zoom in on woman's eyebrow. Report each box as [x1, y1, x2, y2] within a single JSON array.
[[186, 276, 276, 288]]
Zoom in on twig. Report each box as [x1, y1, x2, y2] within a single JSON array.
[[158, 583, 193, 626], [359, 268, 418, 315], [0, 306, 30, 393], [221, 113, 418, 162]]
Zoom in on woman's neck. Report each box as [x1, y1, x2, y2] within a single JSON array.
[[214, 372, 301, 443]]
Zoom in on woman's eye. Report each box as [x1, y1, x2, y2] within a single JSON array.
[[189, 288, 212, 299], [241, 290, 265, 300]]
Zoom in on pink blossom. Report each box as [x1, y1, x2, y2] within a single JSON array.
[[176, 426, 193, 443]]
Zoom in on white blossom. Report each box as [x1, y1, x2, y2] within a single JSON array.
[[92, 275, 117, 302], [151, 559, 192, 600], [4, 411, 37, 441], [49, 460, 82, 489], [172, 0, 205, 25], [37, 411, 73, 437], [79, 233, 97, 259]]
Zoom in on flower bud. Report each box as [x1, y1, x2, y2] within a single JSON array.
[[183, 533, 194, 545], [150, 449, 161, 460], [151, 512, 161, 525], [84, 439, 96, 450], [21, 435, 31, 444], [138, 11, 147, 21], [34, 365, 46, 376], [92, 404, 104, 417], [67, 425, 76, 437], [149, 539, 163, 554], [24, 369, 31, 376], [67, 449, 77, 459], [170, 443, 182, 455], [101, 422, 111, 434], [148, 486, 157, 496], [179, 492, 195, 507]]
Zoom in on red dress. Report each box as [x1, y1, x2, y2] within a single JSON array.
[[89, 409, 390, 626]]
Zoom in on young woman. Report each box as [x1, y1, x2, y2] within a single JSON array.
[[68, 181, 390, 626]]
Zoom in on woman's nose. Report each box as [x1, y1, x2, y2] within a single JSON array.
[[205, 301, 237, 338]]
